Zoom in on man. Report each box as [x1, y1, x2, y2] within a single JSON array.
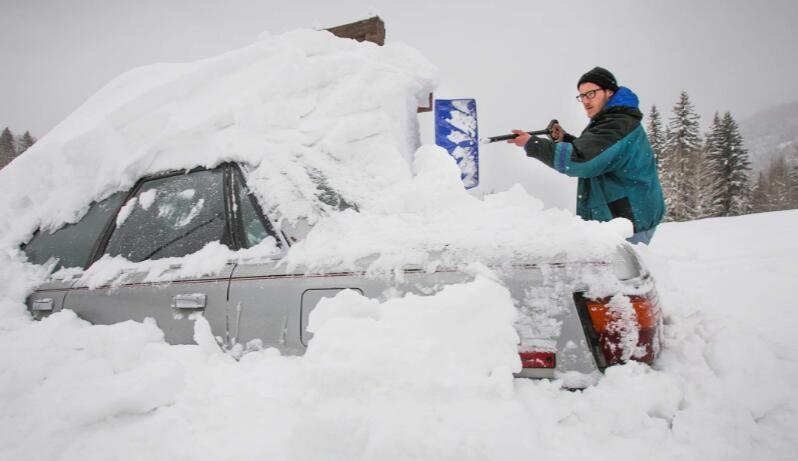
[[509, 67, 664, 245]]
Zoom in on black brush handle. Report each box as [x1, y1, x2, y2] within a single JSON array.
[[484, 119, 559, 144], [484, 128, 550, 143]]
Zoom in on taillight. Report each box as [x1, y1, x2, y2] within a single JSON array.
[[585, 291, 662, 366], [519, 351, 556, 369]]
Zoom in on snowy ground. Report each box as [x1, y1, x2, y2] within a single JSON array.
[[2, 210, 796, 461]]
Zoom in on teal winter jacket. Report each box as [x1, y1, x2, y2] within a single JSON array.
[[524, 87, 664, 232]]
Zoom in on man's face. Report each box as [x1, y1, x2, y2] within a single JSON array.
[[578, 83, 614, 119]]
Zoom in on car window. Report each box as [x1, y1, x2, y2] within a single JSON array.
[[24, 191, 127, 271], [105, 169, 227, 262], [235, 172, 280, 249]]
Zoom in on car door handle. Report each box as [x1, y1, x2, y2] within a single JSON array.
[[32, 298, 54, 311], [171, 293, 207, 310]]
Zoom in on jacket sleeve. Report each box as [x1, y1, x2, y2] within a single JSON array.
[[524, 111, 637, 178]]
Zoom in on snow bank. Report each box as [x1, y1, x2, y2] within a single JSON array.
[[2, 211, 798, 460], [0, 276, 526, 460]]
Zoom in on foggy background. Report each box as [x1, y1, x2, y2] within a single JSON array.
[[2, 0, 796, 209]]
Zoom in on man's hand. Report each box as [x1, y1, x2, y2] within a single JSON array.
[[507, 129, 531, 147], [549, 122, 565, 142]]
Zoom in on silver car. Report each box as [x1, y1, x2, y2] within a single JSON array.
[[24, 162, 662, 381]]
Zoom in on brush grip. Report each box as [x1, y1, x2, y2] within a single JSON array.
[[484, 128, 551, 144]]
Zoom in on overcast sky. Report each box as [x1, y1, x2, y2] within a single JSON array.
[[2, 0, 797, 207]]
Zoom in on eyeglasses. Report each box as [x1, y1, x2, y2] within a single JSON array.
[[576, 88, 605, 102]]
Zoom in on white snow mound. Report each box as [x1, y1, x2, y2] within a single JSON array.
[[0, 29, 438, 246], [0, 28, 630, 275]]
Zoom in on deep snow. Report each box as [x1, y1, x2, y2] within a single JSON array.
[[2, 211, 797, 460]]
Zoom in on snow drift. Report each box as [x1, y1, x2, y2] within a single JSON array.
[[3, 211, 798, 460]]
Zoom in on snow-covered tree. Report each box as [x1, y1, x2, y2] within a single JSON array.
[[750, 152, 798, 213], [765, 156, 793, 211], [790, 147, 798, 209], [750, 171, 770, 212], [792, 163, 798, 209], [16, 131, 36, 154], [646, 105, 665, 168], [0, 127, 16, 169], [715, 112, 752, 215], [691, 113, 727, 218], [661, 91, 702, 221]]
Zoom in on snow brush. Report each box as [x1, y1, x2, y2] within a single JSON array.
[[480, 119, 559, 144]]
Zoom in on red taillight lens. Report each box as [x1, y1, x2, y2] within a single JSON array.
[[585, 292, 662, 366], [519, 351, 556, 368]]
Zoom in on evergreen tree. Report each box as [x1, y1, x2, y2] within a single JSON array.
[[791, 147, 798, 209], [717, 112, 752, 215], [766, 156, 793, 211], [750, 171, 770, 212], [661, 91, 702, 221], [0, 127, 16, 169], [694, 113, 726, 218], [17, 131, 36, 154], [646, 105, 665, 168]]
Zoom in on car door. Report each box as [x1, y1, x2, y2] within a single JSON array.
[[24, 191, 128, 319], [64, 166, 235, 344], [223, 166, 372, 354], [220, 166, 297, 351]]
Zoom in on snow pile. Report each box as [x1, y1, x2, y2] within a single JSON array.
[[304, 275, 521, 387], [0, 27, 629, 279], [0, 275, 526, 460], [285, 145, 631, 273], [0, 29, 437, 247], [2, 211, 798, 460]]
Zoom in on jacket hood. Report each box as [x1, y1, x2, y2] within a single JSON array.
[[605, 86, 639, 110]]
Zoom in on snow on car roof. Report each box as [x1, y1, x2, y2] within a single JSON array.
[[0, 29, 630, 276], [0, 29, 436, 246]]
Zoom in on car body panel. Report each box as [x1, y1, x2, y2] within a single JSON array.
[[64, 264, 235, 344]]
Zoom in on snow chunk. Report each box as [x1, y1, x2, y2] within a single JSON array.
[[139, 188, 158, 209], [305, 275, 521, 390], [115, 197, 137, 226]]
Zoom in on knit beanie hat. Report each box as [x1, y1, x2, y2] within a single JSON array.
[[577, 67, 619, 92]]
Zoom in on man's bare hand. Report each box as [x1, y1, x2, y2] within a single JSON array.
[[550, 123, 565, 142], [507, 129, 530, 147]]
